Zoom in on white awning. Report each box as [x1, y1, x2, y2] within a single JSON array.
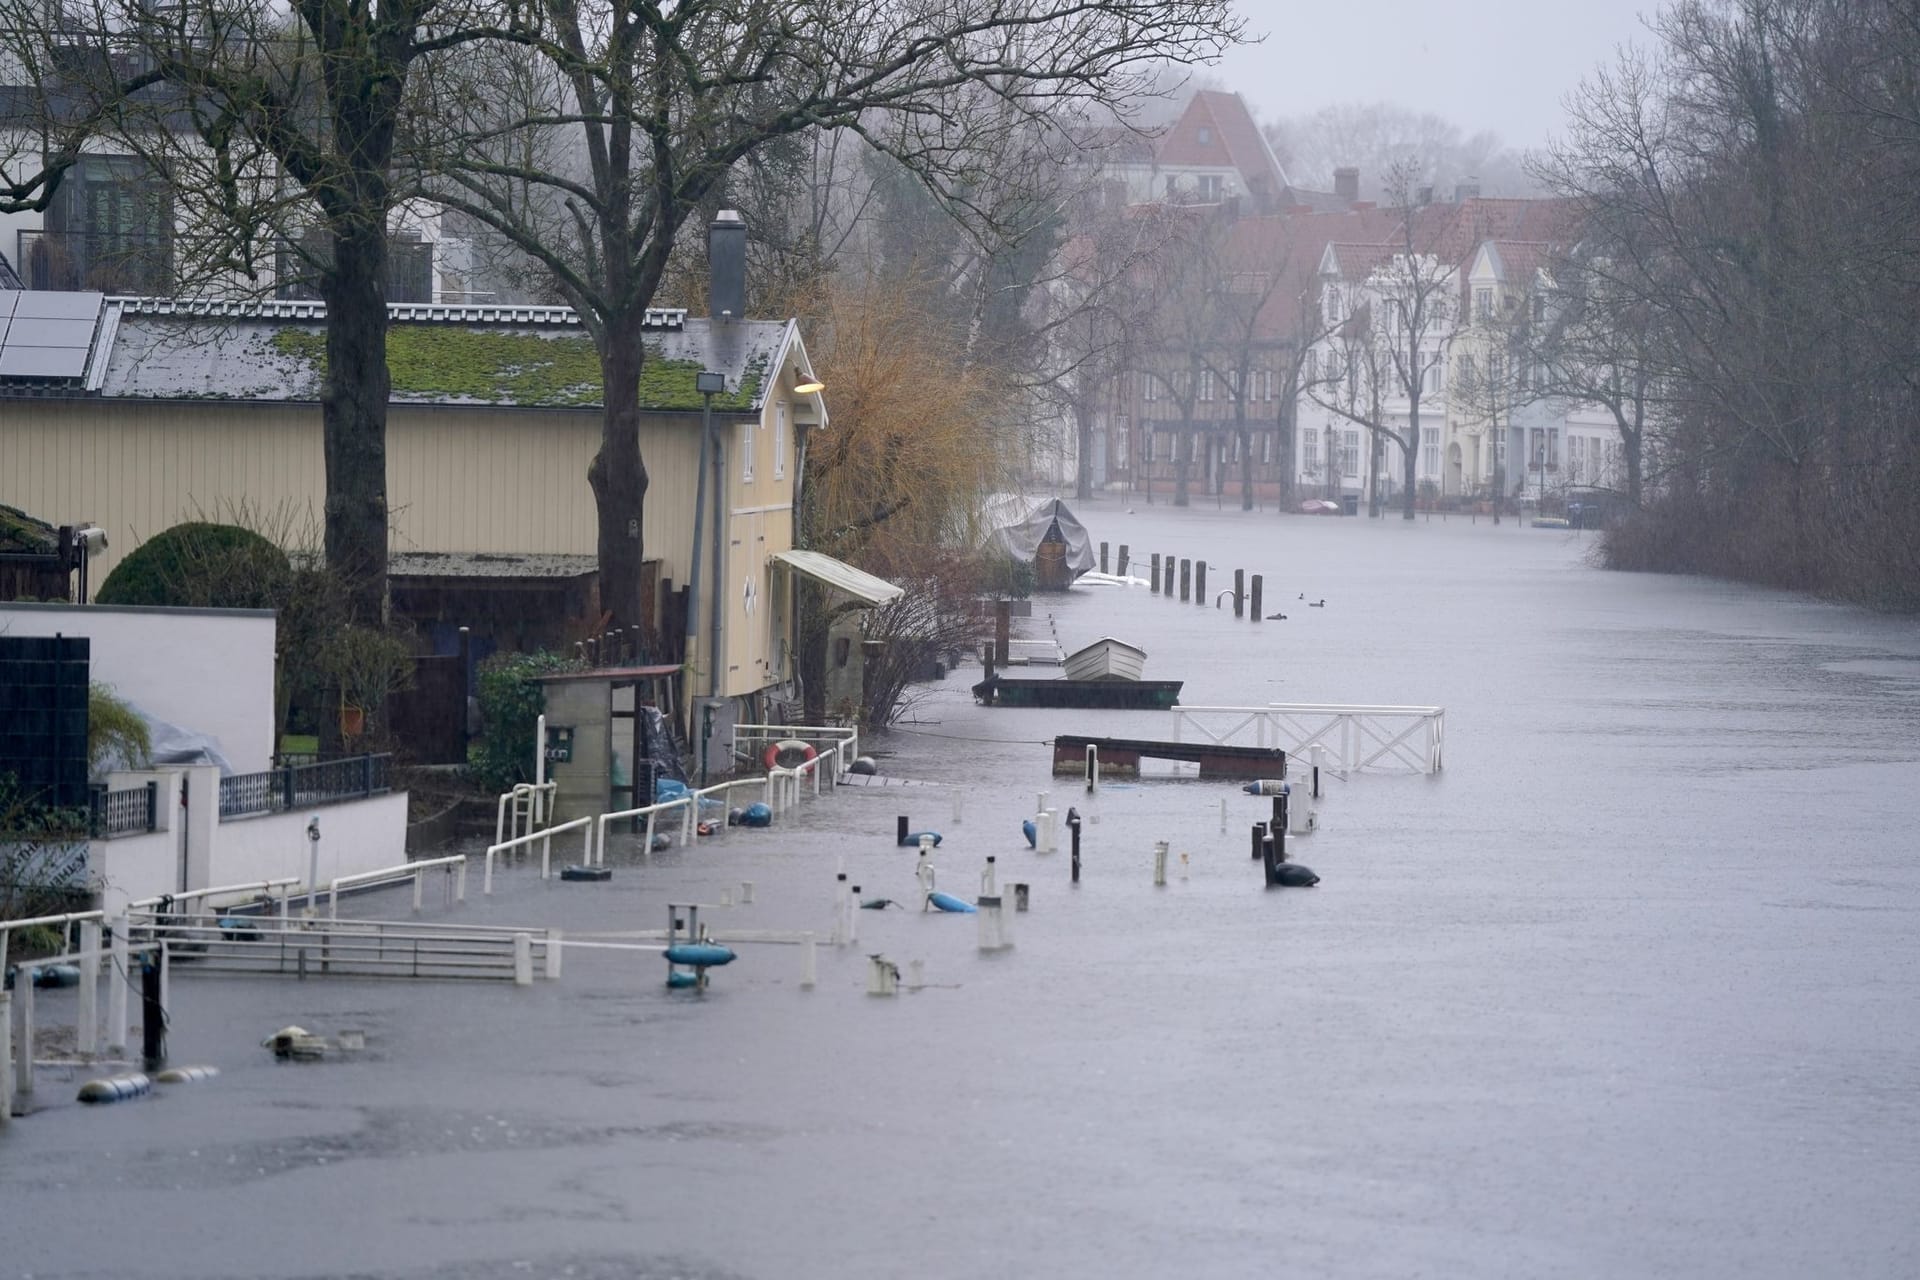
[[772, 549, 903, 607]]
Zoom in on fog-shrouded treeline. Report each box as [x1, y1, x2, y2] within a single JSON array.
[[1541, 0, 1920, 609]]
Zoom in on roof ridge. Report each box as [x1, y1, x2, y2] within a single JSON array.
[[105, 296, 691, 328]]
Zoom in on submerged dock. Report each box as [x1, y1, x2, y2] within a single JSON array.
[[1051, 734, 1288, 780]]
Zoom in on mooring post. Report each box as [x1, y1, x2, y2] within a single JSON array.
[[77, 919, 100, 1057], [1250, 574, 1263, 622], [1179, 559, 1191, 601], [1233, 569, 1246, 617], [139, 955, 165, 1072], [1068, 812, 1082, 884], [512, 932, 534, 986], [1100, 541, 1109, 574], [1251, 821, 1267, 860], [994, 600, 1010, 667], [800, 931, 817, 989], [13, 970, 36, 1097], [1085, 743, 1099, 793], [848, 884, 861, 945], [1220, 796, 1228, 832], [897, 814, 909, 846], [1195, 561, 1207, 605], [1153, 840, 1169, 887], [0, 991, 11, 1126], [834, 872, 850, 940], [108, 915, 129, 1056], [1117, 545, 1129, 576], [1150, 552, 1161, 592]]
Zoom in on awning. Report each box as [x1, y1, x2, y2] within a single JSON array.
[[772, 549, 903, 607]]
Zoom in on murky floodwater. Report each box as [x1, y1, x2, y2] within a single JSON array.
[[5, 499, 1919, 1279]]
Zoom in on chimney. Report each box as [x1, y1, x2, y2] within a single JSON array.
[[708, 210, 746, 321], [1333, 167, 1360, 204], [1454, 177, 1481, 203]]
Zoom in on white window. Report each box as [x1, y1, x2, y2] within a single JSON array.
[[1199, 370, 1215, 402], [1324, 286, 1340, 324], [1304, 349, 1317, 383], [773, 402, 787, 480], [1422, 427, 1439, 477], [1490, 354, 1505, 386], [1261, 432, 1272, 464], [1474, 287, 1493, 322], [1569, 436, 1585, 483], [1197, 174, 1223, 202], [1303, 429, 1320, 472], [1457, 354, 1476, 391], [1143, 372, 1159, 402], [740, 419, 755, 481], [1341, 430, 1360, 478], [1115, 423, 1130, 468]]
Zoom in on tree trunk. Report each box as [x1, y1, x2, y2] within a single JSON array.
[[1174, 428, 1191, 507], [1236, 406, 1253, 511], [1401, 405, 1420, 520], [1074, 398, 1094, 501], [320, 222, 392, 624], [593, 329, 650, 630]]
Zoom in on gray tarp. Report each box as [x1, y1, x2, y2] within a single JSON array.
[[92, 701, 236, 776], [980, 498, 1097, 575]]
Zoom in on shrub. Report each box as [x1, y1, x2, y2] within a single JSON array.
[[88, 682, 152, 778], [95, 522, 291, 609], [468, 650, 584, 793]]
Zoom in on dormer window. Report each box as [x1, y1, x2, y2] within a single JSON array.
[[1197, 127, 1212, 145]]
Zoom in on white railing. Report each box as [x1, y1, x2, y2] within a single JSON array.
[[129, 878, 303, 918], [767, 741, 841, 816], [495, 782, 556, 847], [594, 795, 696, 864], [483, 816, 594, 893], [326, 854, 469, 918], [1171, 703, 1445, 774], [732, 723, 859, 776]]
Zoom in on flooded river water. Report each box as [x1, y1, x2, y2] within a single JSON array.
[[5, 499, 1919, 1278]]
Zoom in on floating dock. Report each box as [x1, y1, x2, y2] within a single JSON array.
[[1051, 734, 1288, 780], [972, 676, 1183, 709]]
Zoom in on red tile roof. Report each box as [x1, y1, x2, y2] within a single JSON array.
[[1154, 91, 1288, 205]]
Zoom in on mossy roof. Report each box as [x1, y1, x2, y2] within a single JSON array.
[[94, 311, 787, 413], [0, 502, 59, 555]]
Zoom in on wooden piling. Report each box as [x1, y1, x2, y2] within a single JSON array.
[[1250, 574, 1263, 621], [1100, 541, 1109, 574], [1150, 553, 1161, 592], [1234, 569, 1245, 617], [1179, 559, 1191, 602], [1117, 545, 1129, 576], [1195, 561, 1206, 605], [994, 600, 1010, 666]]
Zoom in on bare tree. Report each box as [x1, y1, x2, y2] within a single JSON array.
[[1307, 167, 1453, 520], [405, 0, 1244, 628]]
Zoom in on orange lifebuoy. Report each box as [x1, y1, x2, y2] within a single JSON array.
[[763, 738, 817, 770]]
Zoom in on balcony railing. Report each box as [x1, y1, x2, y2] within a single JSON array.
[[18, 228, 173, 296], [218, 753, 392, 820], [89, 782, 158, 839]]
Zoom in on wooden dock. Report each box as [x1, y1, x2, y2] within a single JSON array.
[[1052, 734, 1288, 780], [972, 676, 1183, 709]]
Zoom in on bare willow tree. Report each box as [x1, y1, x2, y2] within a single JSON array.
[[404, 0, 1243, 628], [2, 0, 541, 622]]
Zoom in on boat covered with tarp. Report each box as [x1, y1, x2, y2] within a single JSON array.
[[978, 497, 1096, 590]]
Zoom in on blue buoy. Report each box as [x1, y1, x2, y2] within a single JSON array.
[[738, 802, 772, 828], [926, 891, 977, 914], [900, 831, 942, 848], [1021, 819, 1037, 848], [665, 971, 701, 989], [663, 943, 737, 967]]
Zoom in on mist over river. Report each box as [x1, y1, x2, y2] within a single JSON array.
[[5, 499, 1919, 1279]]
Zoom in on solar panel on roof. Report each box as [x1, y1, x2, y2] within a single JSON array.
[[0, 345, 90, 378], [0, 289, 102, 381], [9, 290, 105, 321]]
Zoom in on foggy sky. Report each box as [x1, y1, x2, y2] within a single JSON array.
[[1217, 0, 1654, 145]]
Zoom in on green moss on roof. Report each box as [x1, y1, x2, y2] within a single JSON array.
[[1, 502, 59, 555], [270, 327, 766, 411]]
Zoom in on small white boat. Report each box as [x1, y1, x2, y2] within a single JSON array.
[[1061, 637, 1148, 683]]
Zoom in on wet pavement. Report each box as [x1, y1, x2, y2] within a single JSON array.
[[4, 498, 1920, 1279]]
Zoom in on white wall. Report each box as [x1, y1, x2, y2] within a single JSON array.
[[211, 793, 410, 893], [0, 603, 276, 774], [93, 827, 180, 918]]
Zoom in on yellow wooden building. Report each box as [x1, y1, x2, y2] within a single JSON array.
[[0, 289, 890, 718]]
